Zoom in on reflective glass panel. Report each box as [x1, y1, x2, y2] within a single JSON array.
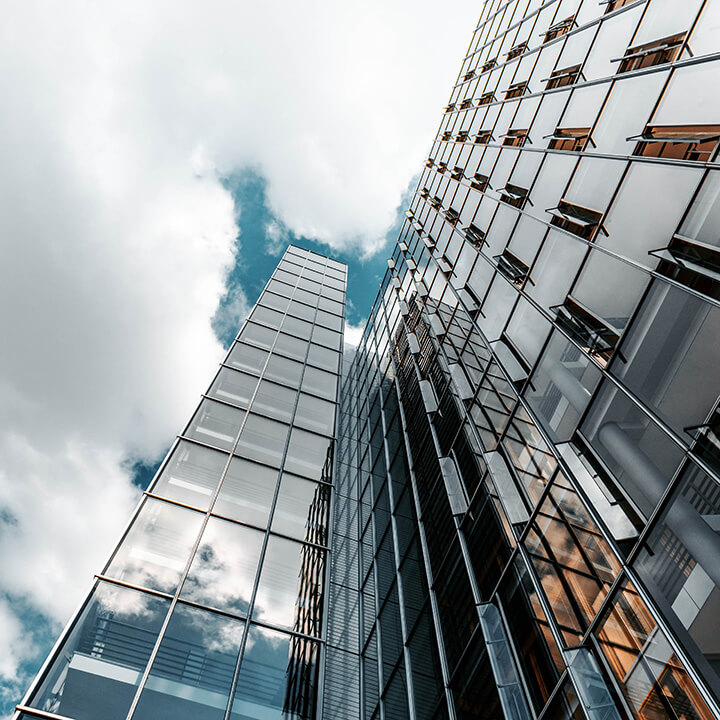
[[151, 441, 228, 510], [213, 457, 278, 527], [182, 518, 264, 615], [301, 365, 337, 401], [274, 332, 308, 360], [28, 583, 169, 720], [264, 354, 304, 388], [234, 414, 289, 468], [105, 498, 204, 593], [294, 393, 336, 435], [133, 604, 244, 720], [307, 344, 339, 373], [281, 315, 313, 340], [284, 428, 333, 481], [252, 380, 296, 422], [272, 475, 330, 543], [226, 343, 268, 374], [209, 368, 258, 409], [186, 399, 246, 451], [253, 536, 326, 633], [311, 325, 342, 350], [230, 625, 320, 720], [239, 322, 277, 350]]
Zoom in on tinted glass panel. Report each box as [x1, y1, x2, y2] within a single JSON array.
[[209, 368, 258, 409], [28, 583, 169, 720], [264, 354, 304, 388], [295, 393, 336, 435], [186, 399, 246, 451], [105, 498, 203, 593], [272, 475, 330, 542], [182, 519, 264, 614], [151, 441, 228, 510], [234, 414, 289, 468], [213, 457, 278, 527], [252, 380, 296, 422], [226, 342, 268, 374], [133, 604, 244, 720], [284, 428, 333, 481]]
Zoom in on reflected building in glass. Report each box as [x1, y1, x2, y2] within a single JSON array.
[[13, 0, 720, 719]]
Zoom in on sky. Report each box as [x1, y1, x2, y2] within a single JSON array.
[[0, 1, 479, 714]]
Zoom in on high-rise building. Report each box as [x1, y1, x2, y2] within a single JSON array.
[[13, 1, 720, 720]]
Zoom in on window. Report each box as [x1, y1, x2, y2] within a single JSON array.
[[451, 165, 465, 180], [460, 98, 474, 110], [186, 399, 246, 450], [504, 80, 529, 99], [462, 69, 476, 82], [456, 130, 469, 142], [478, 91, 496, 106], [437, 161, 448, 174], [475, 129, 494, 144], [494, 249, 531, 285], [548, 127, 592, 152], [214, 456, 278, 526], [442, 130, 453, 140], [226, 342, 268, 374], [445, 208, 460, 225], [547, 200, 604, 239], [616, 32, 685, 73], [545, 64, 582, 89], [543, 16, 575, 43], [481, 58, 497, 73], [444, 103, 456, 114], [552, 295, 620, 363], [506, 41, 528, 60], [209, 367, 258, 408], [502, 128, 529, 147], [465, 224, 487, 248], [631, 124, 720, 162], [470, 173, 491, 192], [499, 183, 530, 209], [650, 234, 720, 300]]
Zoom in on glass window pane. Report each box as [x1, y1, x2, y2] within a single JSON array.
[[295, 393, 336, 435], [315, 310, 343, 332], [293, 287, 318, 306], [282, 314, 313, 339], [287, 300, 315, 322], [230, 625, 320, 720], [133, 604, 244, 720], [239, 322, 276, 350], [311, 325, 342, 350], [213, 457, 278, 527], [251, 305, 285, 328], [274, 268, 297, 285], [234, 414, 289, 468], [307, 344, 339, 373], [253, 536, 326, 631], [284, 427, 333, 481], [261, 291, 290, 313], [272, 474, 330, 543], [226, 342, 268, 374], [264, 354, 303, 388], [252, 380, 296, 422], [297, 276, 320, 293], [317, 296, 343, 316], [182, 518, 264, 614], [301, 365, 337, 401], [106, 498, 204, 593], [151, 440, 228, 510], [274, 332, 308, 360], [209, 368, 258, 408], [28, 582, 169, 720], [186, 399, 246, 450]]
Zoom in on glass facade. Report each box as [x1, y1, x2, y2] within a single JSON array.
[[13, 1, 720, 719]]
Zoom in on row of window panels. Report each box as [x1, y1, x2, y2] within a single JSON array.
[[263, 275, 346, 317], [247, 304, 344, 350], [101, 494, 327, 629], [25, 581, 321, 720], [272, 262, 347, 295], [414, 158, 720, 293], [436, 60, 720, 171], [420, 139, 719, 268], [238, 323, 341, 373], [285, 243, 347, 274], [464, 0, 715, 88], [405, 182, 720, 391], [256, 286, 345, 327], [223, 341, 339, 401]]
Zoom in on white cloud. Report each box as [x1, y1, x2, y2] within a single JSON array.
[[0, 0, 479, 705], [344, 321, 366, 348]]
